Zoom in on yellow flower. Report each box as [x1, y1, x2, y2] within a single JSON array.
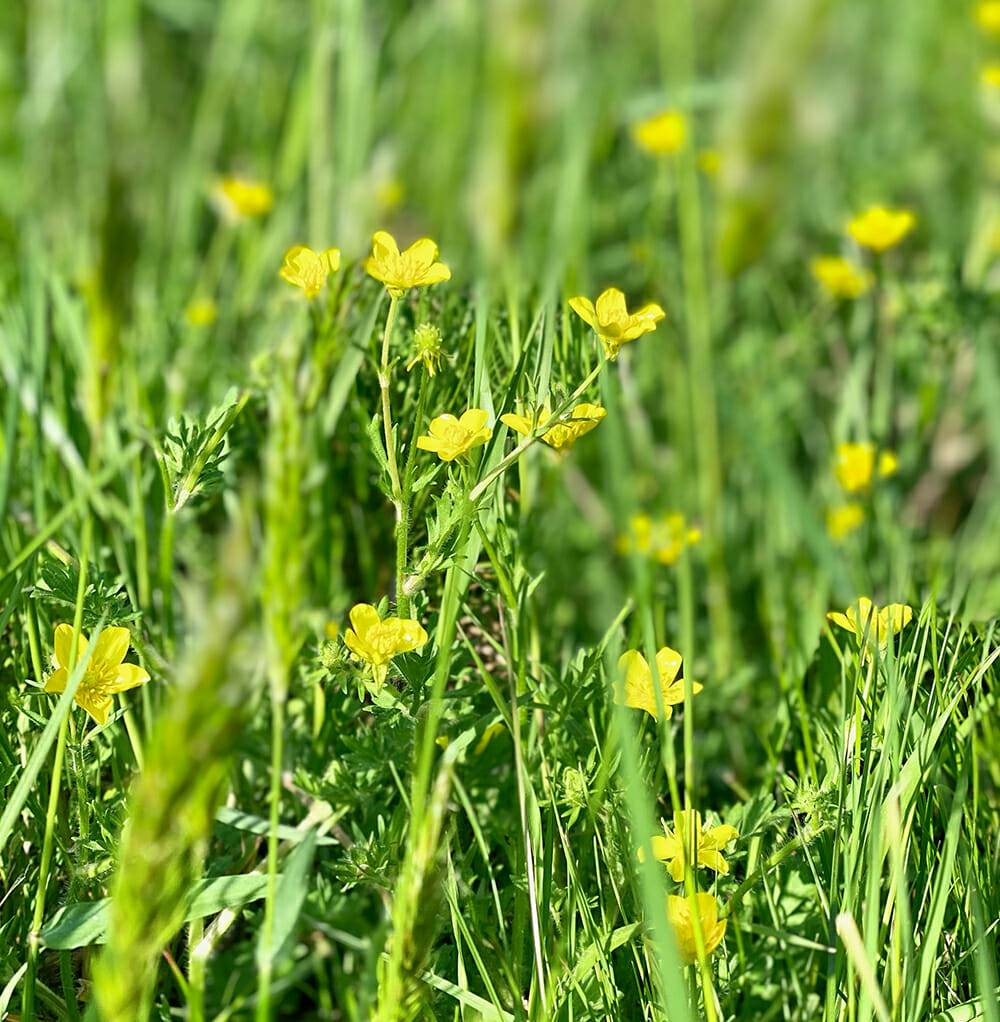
[[364, 230, 451, 298], [697, 149, 721, 177], [45, 625, 150, 727], [474, 721, 507, 755], [826, 503, 865, 541], [416, 408, 492, 461], [184, 298, 218, 327], [981, 65, 1000, 89], [617, 512, 701, 565], [616, 647, 702, 720], [667, 893, 727, 965], [212, 176, 274, 222], [977, 2, 1000, 33], [810, 256, 873, 300], [834, 442, 897, 492], [632, 110, 687, 156], [642, 810, 739, 883], [280, 246, 341, 298], [847, 206, 916, 253], [500, 403, 607, 452], [569, 288, 665, 360], [827, 597, 914, 649], [405, 323, 445, 377], [343, 603, 428, 691]]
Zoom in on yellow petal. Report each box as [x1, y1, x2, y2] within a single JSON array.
[[827, 611, 854, 632], [705, 824, 739, 848], [698, 848, 730, 875], [420, 261, 451, 286], [106, 662, 151, 694], [348, 604, 381, 641], [500, 413, 532, 436], [321, 248, 342, 272], [372, 230, 399, 260], [78, 691, 113, 727], [654, 647, 683, 687], [405, 237, 439, 264], [45, 667, 69, 693], [429, 414, 461, 439], [568, 296, 596, 329], [54, 623, 82, 670], [94, 627, 132, 668], [416, 435, 444, 453], [387, 619, 429, 652], [648, 834, 682, 862], [594, 287, 627, 324], [459, 408, 490, 433]]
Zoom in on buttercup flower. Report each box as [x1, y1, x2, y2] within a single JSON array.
[[810, 256, 873, 300], [616, 646, 702, 720], [569, 288, 665, 360], [406, 323, 445, 377], [280, 246, 341, 297], [827, 597, 913, 649], [632, 110, 687, 156], [667, 893, 727, 964], [616, 512, 701, 565], [416, 408, 492, 461], [826, 503, 865, 541], [642, 810, 739, 882], [364, 231, 451, 298], [211, 176, 274, 222], [45, 625, 150, 727], [500, 403, 606, 452], [977, 2, 1000, 33], [847, 206, 916, 253], [343, 603, 428, 691], [184, 298, 218, 327], [834, 442, 897, 493], [981, 65, 1000, 89]]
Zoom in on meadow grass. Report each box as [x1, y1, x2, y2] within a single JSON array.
[[1, 0, 999, 1020]]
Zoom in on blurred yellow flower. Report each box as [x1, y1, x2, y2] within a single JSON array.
[[834, 442, 897, 492], [810, 256, 873, 300], [416, 408, 492, 461], [474, 720, 507, 755], [981, 64, 1000, 89], [641, 810, 739, 883], [632, 110, 687, 155], [364, 230, 451, 298], [406, 323, 445, 377], [847, 206, 916, 253], [826, 503, 865, 541], [697, 149, 722, 177], [827, 597, 913, 649], [343, 603, 428, 691], [617, 512, 701, 565], [976, 1, 1000, 33], [184, 298, 218, 326], [212, 176, 274, 222], [668, 893, 727, 964], [569, 287, 665, 360], [616, 646, 702, 720], [280, 246, 341, 297], [45, 624, 150, 727], [500, 403, 606, 452]]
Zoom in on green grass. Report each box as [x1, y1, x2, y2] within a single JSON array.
[[2, 0, 1000, 1020]]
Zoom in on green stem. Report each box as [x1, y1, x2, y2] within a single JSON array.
[[379, 296, 403, 505], [469, 359, 604, 503], [23, 515, 93, 1022], [395, 370, 429, 619]]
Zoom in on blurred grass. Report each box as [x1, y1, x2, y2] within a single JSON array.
[[1, 0, 1000, 1021]]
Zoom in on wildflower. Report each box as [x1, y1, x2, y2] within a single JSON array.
[[569, 287, 665, 360], [500, 403, 606, 452], [667, 893, 727, 964], [810, 256, 873, 300], [184, 298, 218, 327], [827, 597, 914, 649], [45, 625, 150, 727], [632, 110, 687, 156], [406, 323, 445, 376], [698, 149, 721, 177], [641, 810, 739, 882], [211, 176, 274, 222], [617, 512, 701, 565], [977, 2, 1000, 33], [364, 230, 450, 298], [981, 65, 1000, 89], [826, 503, 865, 541], [416, 408, 492, 461], [280, 246, 341, 297], [834, 442, 897, 492], [847, 206, 916, 253], [616, 646, 702, 720], [343, 603, 428, 692]]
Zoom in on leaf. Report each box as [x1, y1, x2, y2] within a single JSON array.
[[215, 806, 337, 846], [41, 873, 278, 949], [256, 828, 318, 971]]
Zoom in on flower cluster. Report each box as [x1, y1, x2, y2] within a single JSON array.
[[616, 512, 701, 565], [826, 441, 898, 541]]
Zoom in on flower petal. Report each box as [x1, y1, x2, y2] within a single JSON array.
[[78, 691, 113, 727], [500, 413, 532, 436], [429, 414, 460, 439], [405, 237, 439, 265], [54, 623, 81, 670], [654, 647, 683, 686], [348, 604, 381, 642], [94, 627, 132, 667], [568, 296, 596, 328], [595, 287, 627, 324], [322, 248, 341, 272], [45, 667, 69, 693], [421, 261, 451, 286], [106, 662, 150, 694], [372, 231, 399, 260], [416, 435, 444, 453], [459, 408, 490, 433]]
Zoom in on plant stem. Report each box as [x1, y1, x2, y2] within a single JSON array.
[[379, 296, 403, 506], [395, 370, 429, 619]]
